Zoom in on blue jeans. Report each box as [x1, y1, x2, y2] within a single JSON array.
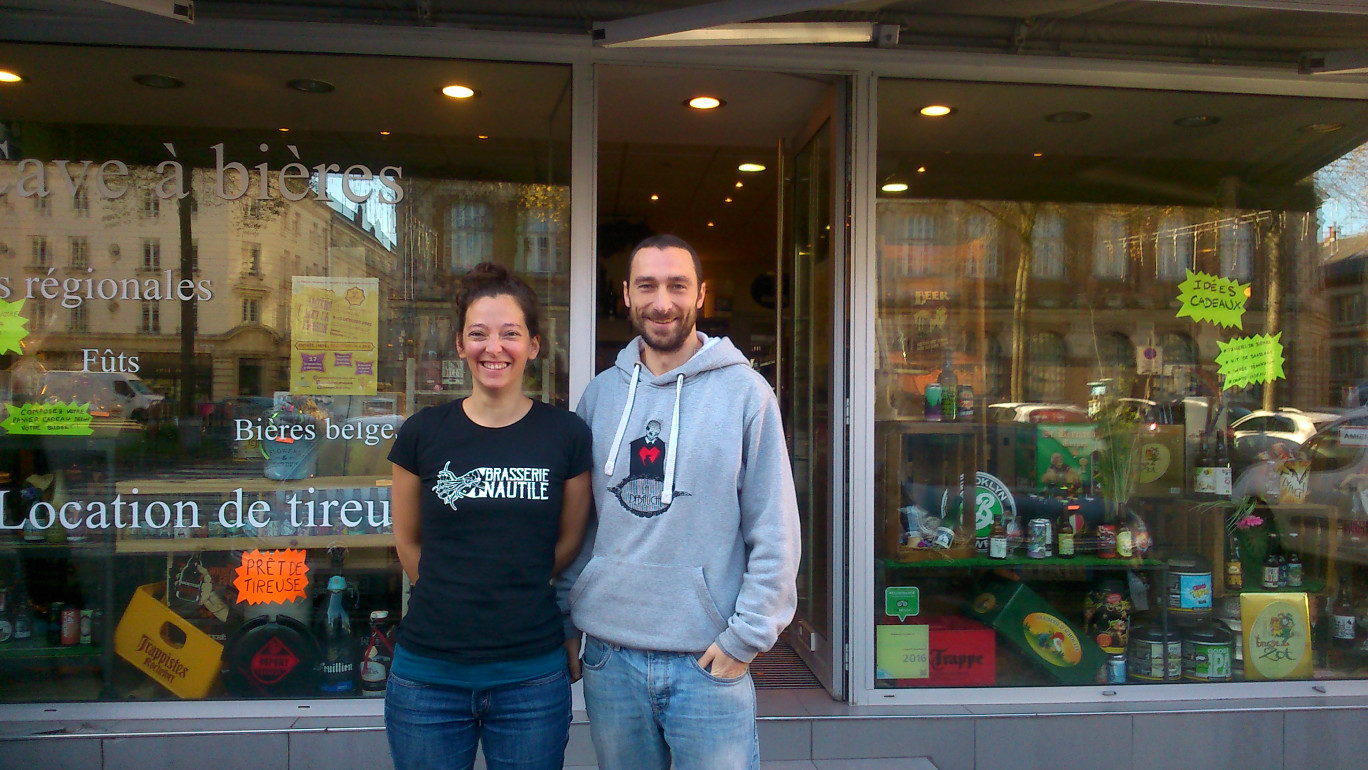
[[580, 636, 759, 770], [384, 668, 571, 770]]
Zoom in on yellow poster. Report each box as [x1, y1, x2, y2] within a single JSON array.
[[290, 277, 379, 395], [876, 624, 930, 679]]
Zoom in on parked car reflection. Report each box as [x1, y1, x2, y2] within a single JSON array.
[[1229, 408, 1341, 464]]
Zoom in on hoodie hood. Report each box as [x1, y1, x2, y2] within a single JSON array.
[[602, 332, 749, 503]]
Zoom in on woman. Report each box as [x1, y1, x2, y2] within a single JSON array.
[[386, 263, 592, 770]]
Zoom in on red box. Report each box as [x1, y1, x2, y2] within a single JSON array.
[[877, 615, 996, 687]]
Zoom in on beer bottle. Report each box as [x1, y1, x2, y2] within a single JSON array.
[[1193, 431, 1214, 496], [989, 516, 1008, 560], [938, 352, 958, 422], [1057, 515, 1076, 559], [1332, 573, 1358, 650], [1212, 429, 1233, 498], [317, 575, 358, 694], [1262, 536, 1281, 590], [1286, 531, 1303, 589], [1225, 534, 1244, 592]]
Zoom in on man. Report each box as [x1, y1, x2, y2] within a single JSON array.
[[561, 234, 801, 770]]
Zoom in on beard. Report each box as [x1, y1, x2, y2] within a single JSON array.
[[631, 304, 697, 354]]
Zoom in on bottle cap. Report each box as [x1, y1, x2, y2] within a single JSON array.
[[370, 610, 389, 622], [328, 575, 347, 592]]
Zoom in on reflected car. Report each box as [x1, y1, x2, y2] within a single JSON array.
[[1229, 408, 1341, 464], [986, 402, 1090, 424], [1233, 408, 1368, 511]]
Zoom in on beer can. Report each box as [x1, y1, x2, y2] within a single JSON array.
[[79, 609, 93, 645], [1026, 518, 1050, 559], [924, 383, 943, 421], [957, 385, 975, 420], [60, 607, 79, 645], [47, 602, 64, 645], [1107, 653, 1127, 684]]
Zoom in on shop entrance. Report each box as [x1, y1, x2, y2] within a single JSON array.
[[596, 65, 848, 696]]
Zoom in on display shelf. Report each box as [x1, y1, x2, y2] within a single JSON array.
[[114, 533, 394, 554], [881, 554, 1167, 570], [115, 474, 391, 495], [0, 641, 102, 661], [0, 540, 113, 555]]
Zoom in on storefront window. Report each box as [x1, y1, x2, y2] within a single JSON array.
[[0, 44, 571, 703], [876, 78, 1368, 690]]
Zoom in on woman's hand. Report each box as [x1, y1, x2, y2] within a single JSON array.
[[553, 471, 592, 576], [565, 637, 582, 683]]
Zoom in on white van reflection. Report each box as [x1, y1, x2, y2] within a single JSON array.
[[38, 371, 166, 423]]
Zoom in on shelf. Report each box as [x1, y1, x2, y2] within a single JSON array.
[[115, 533, 394, 553], [0, 540, 113, 555], [0, 642, 103, 662], [115, 474, 391, 495], [881, 554, 1168, 569]]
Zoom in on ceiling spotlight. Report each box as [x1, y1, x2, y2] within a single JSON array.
[[278, 127, 290, 133], [650, 194, 660, 201], [1174, 115, 1220, 128], [1045, 111, 1092, 124], [881, 182, 909, 193], [707, 222, 715, 227], [132, 73, 182, 89], [441, 84, 477, 99], [687, 96, 724, 110], [1300, 122, 1345, 134], [1033, 152, 1044, 157], [917, 167, 926, 173], [738, 163, 766, 173], [724, 197, 733, 204], [919, 105, 954, 117], [477, 134, 489, 140], [735, 181, 744, 188], [380, 130, 391, 136], [0, 70, 22, 83], [288, 78, 335, 94]]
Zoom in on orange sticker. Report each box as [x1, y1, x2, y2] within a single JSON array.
[[233, 549, 309, 605]]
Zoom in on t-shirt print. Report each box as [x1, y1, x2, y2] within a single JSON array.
[[432, 461, 551, 511]]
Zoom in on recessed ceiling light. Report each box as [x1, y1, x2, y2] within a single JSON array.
[[738, 163, 766, 173], [650, 194, 659, 201], [734, 181, 744, 188], [278, 127, 290, 133], [1300, 122, 1345, 134], [1174, 115, 1220, 128], [724, 197, 733, 204], [441, 84, 477, 99], [686, 96, 724, 110], [1045, 111, 1092, 124], [919, 105, 954, 117], [288, 78, 335, 94], [1033, 152, 1044, 157], [881, 182, 909, 193], [0, 70, 22, 83], [132, 73, 182, 89], [917, 167, 926, 173], [707, 222, 715, 227], [380, 131, 391, 136], [477, 134, 489, 140]]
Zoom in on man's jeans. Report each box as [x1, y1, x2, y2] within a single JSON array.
[[384, 668, 571, 770], [581, 636, 760, 770]]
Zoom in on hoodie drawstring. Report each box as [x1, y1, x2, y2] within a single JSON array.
[[661, 373, 684, 504], [604, 363, 640, 476]]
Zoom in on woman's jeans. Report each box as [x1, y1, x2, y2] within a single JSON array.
[[580, 636, 759, 770], [385, 668, 571, 770]]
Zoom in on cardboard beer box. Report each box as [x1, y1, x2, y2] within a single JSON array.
[[876, 615, 996, 687], [967, 579, 1106, 685], [1240, 592, 1313, 680]]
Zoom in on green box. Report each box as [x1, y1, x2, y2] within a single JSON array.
[[966, 579, 1106, 685]]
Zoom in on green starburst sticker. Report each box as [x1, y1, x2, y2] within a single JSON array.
[[1176, 270, 1249, 329], [0, 298, 30, 355], [1, 402, 95, 435], [1215, 333, 1286, 390]]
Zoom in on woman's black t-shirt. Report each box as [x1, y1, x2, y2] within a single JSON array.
[[387, 399, 592, 664]]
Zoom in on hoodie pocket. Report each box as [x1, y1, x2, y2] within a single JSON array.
[[569, 556, 728, 650]]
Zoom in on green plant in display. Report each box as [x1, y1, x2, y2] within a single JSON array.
[[1091, 397, 1143, 518]]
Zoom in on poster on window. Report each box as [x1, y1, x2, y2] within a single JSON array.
[[290, 277, 379, 395]]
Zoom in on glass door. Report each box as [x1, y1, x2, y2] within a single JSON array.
[[782, 93, 848, 697]]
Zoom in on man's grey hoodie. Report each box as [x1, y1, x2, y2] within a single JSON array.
[[561, 332, 801, 663]]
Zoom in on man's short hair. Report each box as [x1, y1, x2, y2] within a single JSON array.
[[629, 234, 704, 285]]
